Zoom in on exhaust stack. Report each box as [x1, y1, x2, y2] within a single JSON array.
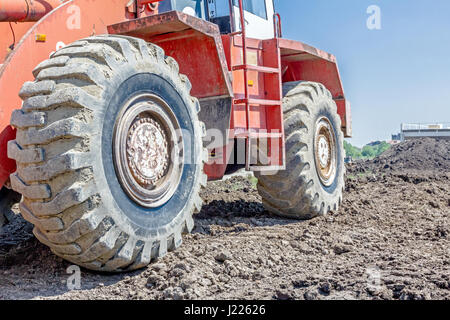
[[0, 0, 63, 22]]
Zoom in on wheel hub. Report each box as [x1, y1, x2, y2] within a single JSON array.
[[127, 118, 169, 187], [317, 136, 330, 168], [113, 93, 183, 208], [314, 117, 337, 186]]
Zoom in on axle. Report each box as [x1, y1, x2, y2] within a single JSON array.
[[0, 0, 63, 22]]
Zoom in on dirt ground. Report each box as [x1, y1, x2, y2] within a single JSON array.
[[0, 138, 449, 300]]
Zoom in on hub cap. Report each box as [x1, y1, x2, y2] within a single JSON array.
[[113, 94, 183, 208], [127, 118, 169, 186], [314, 117, 337, 186]]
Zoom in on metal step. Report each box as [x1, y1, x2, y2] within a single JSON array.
[[235, 131, 283, 139], [232, 64, 279, 74], [233, 98, 282, 106], [248, 165, 286, 172], [229, 31, 243, 36]]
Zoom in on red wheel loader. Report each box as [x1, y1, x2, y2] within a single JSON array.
[[0, 0, 351, 271]]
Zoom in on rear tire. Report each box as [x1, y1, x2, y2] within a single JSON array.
[[8, 35, 207, 272], [255, 81, 345, 219]]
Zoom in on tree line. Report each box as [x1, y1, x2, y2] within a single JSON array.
[[344, 141, 391, 160]]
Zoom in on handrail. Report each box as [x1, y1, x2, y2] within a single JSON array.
[[236, 0, 251, 170], [228, 0, 236, 32], [273, 12, 282, 38]]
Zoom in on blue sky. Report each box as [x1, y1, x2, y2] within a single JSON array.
[[273, 0, 450, 147]]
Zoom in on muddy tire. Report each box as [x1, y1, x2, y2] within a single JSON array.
[[255, 81, 345, 219], [8, 35, 207, 272]]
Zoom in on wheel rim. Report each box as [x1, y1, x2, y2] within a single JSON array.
[[113, 93, 183, 208], [314, 117, 337, 187]]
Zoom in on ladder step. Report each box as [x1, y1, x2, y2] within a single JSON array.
[[249, 165, 286, 172], [232, 64, 279, 74], [235, 131, 283, 139], [234, 98, 282, 105], [229, 31, 243, 36]]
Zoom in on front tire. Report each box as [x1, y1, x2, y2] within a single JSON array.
[[8, 35, 207, 272], [255, 81, 345, 219]]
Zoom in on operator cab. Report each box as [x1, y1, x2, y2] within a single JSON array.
[[159, 0, 276, 39]]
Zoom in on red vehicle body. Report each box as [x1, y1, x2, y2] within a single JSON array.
[[0, 0, 351, 187]]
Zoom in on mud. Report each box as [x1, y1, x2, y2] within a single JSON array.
[[0, 138, 449, 300]]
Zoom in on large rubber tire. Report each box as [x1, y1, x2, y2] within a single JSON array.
[[255, 81, 345, 219], [8, 35, 207, 272]]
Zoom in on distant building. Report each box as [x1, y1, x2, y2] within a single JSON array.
[[393, 123, 450, 141], [386, 140, 401, 145]]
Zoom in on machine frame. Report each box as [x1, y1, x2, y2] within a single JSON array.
[[0, 0, 351, 185]]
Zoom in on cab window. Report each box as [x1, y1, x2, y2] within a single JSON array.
[[233, 0, 268, 20]]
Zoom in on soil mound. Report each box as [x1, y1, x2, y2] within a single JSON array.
[[349, 138, 450, 176]]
